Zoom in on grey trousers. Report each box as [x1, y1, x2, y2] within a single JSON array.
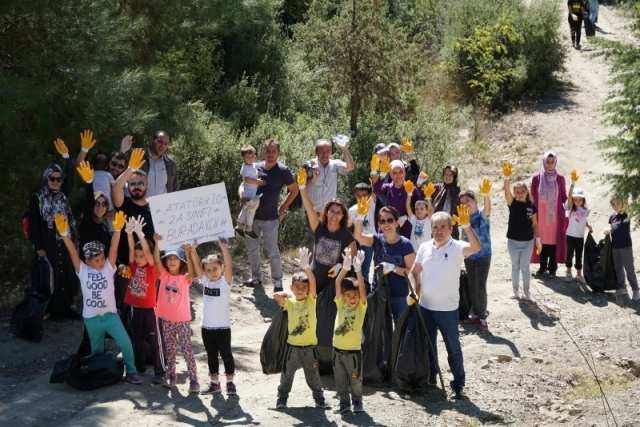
[[246, 219, 283, 282], [332, 349, 363, 404], [612, 246, 639, 291], [277, 344, 325, 401]]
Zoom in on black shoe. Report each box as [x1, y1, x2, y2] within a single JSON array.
[[428, 376, 438, 386], [449, 387, 463, 400], [242, 278, 262, 287], [245, 230, 258, 240], [234, 227, 245, 238], [548, 271, 557, 278], [276, 397, 287, 409], [535, 269, 547, 277]]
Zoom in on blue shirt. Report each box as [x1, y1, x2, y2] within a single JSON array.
[[254, 161, 295, 221], [372, 234, 415, 298], [609, 212, 632, 249], [463, 211, 491, 259]]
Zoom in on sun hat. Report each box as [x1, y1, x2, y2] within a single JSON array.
[[373, 143, 388, 155], [162, 248, 187, 263], [572, 188, 586, 198]]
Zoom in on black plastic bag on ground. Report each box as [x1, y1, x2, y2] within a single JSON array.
[[316, 281, 337, 375], [50, 328, 96, 384], [260, 307, 289, 374], [66, 353, 124, 391], [362, 271, 393, 387], [584, 234, 617, 293], [390, 303, 431, 392], [458, 269, 471, 321], [11, 257, 53, 342]]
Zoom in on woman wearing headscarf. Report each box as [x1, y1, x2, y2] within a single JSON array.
[[29, 138, 79, 320], [432, 165, 462, 239], [530, 151, 568, 277]]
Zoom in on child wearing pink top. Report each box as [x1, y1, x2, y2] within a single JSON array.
[[153, 235, 199, 394]]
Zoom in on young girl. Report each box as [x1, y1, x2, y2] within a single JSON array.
[[153, 236, 199, 394], [190, 238, 237, 395], [565, 169, 592, 284], [405, 182, 434, 251], [503, 162, 540, 300]]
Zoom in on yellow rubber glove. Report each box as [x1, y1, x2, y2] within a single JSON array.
[[570, 169, 579, 183], [80, 129, 96, 152], [112, 211, 127, 231], [296, 167, 307, 189], [76, 161, 94, 184], [478, 178, 492, 196], [380, 157, 391, 177], [423, 182, 436, 199], [54, 138, 69, 159], [403, 180, 415, 195], [356, 197, 370, 218], [401, 138, 414, 154], [417, 171, 429, 186], [502, 162, 514, 179], [406, 293, 418, 306], [55, 213, 69, 237], [370, 154, 380, 174], [455, 204, 471, 228], [128, 148, 146, 170]]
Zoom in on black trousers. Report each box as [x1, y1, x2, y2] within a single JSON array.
[[539, 244, 558, 274], [130, 306, 165, 375], [566, 236, 585, 270], [568, 15, 583, 45], [201, 328, 235, 375]]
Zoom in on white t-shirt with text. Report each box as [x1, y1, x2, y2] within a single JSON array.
[[76, 262, 117, 318]]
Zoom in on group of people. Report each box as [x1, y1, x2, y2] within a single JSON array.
[[28, 129, 638, 410]]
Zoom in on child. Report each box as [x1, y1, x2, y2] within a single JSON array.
[[459, 182, 492, 330], [123, 216, 165, 384], [406, 183, 434, 251], [92, 154, 116, 212], [348, 183, 375, 282], [153, 236, 200, 393], [189, 238, 237, 395], [332, 248, 367, 414], [274, 247, 331, 410], [564, 169, 592, 284], [54, 212, 142, 384], [235, 145, 264, 239], [608, 196, 639, 300], [503, 162, 540, 300]]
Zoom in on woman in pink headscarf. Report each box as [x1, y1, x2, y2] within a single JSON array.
[[530, 151, 567, 278]]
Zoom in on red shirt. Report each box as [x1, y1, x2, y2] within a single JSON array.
[[124, 262, 158, 308]]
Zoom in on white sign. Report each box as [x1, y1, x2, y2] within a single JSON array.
[[148, 183, 234, 250]]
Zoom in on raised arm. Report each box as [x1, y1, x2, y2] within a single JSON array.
[[182, 244, 195, 281], [456, 205, 481, 258], [112, 148, 146, 208], [153, 234, 164, 275], [298, 167, 320, 231], [218, 238, 233, 285], [75, 130, 96, 169], [190, 243, 204, 279], [354, 197, 374, 247], [55, 214, 81, 273], [502, 162, 514, 206], [352, 250, 367, 304]]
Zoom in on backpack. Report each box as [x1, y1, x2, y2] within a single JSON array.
[[20, 193, 42, 239]]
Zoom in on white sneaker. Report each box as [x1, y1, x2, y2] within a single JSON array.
[[522, 289, 531, 301], [510, 289, 520, 299], [575, 275, 587, 285], [633, 290, 640, 301], [564, 274, 573, 283]]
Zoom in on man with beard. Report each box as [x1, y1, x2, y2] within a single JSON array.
[[139, 131, 179, 197]]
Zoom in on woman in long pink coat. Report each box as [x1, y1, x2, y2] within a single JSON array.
[[530, 151, 567, 278]]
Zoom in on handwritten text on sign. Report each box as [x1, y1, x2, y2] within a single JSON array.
[[148, 183, 234, 250]]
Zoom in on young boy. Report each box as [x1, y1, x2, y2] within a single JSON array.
[[235, 145, 264, 239], [333, 248, 368, 414], [54, 212, 142, 384], [608, 197, 639, 300], [273, 247, 331, 410], [348, 183, 375, 282], [123, 216, 165, 383]]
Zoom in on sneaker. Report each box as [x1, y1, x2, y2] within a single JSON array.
[[509, 289, 520, 299], [126, 373, 142, 385], [463, 314, 480, 324], [479, 319, 488, 331], [615, 288, 629, 297], [245, 230, 258, 240], [152, 374, 165, 385], [449, 387, 463, 400], [633, 290, 640, 301], [242, 278, 262, 287], [576, 43, 581, 50], [200, 382, 221, 395], [163, 376, 177, 389], [548, 271, 557, 278], [188, 380, 200, 394], [315, 399, 331, 409], [564, 273, 573, 282], [234, 227, 245, 238], [523, 289, 531, 301], [226, 381, 237, 395], [535, 269, 547, 277], [273, 279, 283, 293], [352, 401, 364, 413], [276, 397, 287, 409], [575, 275, 587, 285], [333, 402, 350, 414]]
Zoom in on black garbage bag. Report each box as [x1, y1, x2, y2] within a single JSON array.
[[316, 281, 337, 375], [584, 234, 617, 293], [260, 307, 289, 374], [390, 303, 431, 392], [50, 328, 97, 384], [66, 353, 124, 391], [585, 17, 596, 37], [458, 269, 471, 321], [11, 257, 53, 342], [362, 271, 393, 387]]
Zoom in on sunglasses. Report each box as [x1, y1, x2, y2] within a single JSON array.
[[48, 176, 63, 182], [165, 286, 178, 293], [94, 201, 108, 208], [378, 217, 395, 224], [110, 161, 126, 170], [128, 181, 146, 188]]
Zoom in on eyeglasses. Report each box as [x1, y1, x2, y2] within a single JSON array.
[[128, 181, 146, 188], [378, 217, 395, 224], [94, 201, 108, 208], [48, 176, 63, 182], [110, 161, 126, 170]]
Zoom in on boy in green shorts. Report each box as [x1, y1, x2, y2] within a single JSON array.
[[273, 247, 331, 409]]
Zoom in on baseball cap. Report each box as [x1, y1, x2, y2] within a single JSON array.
[[373, 143, 388, 155], [162, 248, 187, 263], [572, 188, 586, 198]]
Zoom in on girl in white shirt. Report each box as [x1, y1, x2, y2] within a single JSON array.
[[564, 185, 592, 284]]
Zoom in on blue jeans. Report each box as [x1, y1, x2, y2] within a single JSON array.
[[419, 306, 465, 389], [246, 219, 283, 282], [390, 297, 408, 326], [507, 239, 534, 291], [84, 311, 136, 374], [464, 256, 491, 319]]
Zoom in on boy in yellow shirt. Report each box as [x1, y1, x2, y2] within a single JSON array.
[[273, 247, 331, 410], [333, 248, 368, 414]]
